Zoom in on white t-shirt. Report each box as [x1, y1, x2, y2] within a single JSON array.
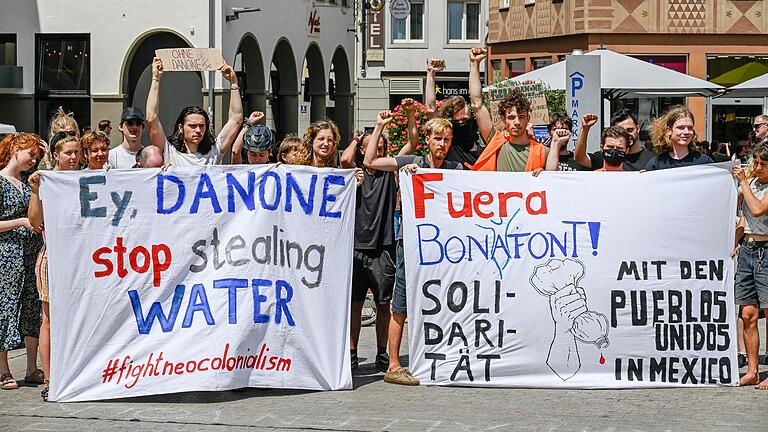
[[108, 145, 139, 169], [163, 136, 223, 167]]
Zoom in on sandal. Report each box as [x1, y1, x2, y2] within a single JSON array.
[[41, 383, 49, 402], [1, 373, 19, 390], [24, 369, 46, 384]]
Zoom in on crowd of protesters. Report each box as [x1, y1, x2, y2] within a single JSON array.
[[2, 47, 768, 400]]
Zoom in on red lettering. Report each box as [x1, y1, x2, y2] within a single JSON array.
[[498, 192, 523, 218], [115, 237, 128, 278], [448, 192, 472, 218], [129, 246, 151, 273], [92, 247, 113, 278], [526, 191, 548, 215], [151, 244, 172, 288], [412, 173, 443, 219], [473, 192, 494, 219]]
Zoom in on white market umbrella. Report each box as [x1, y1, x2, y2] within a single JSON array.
[[488, 49, 724, 98], [724, 72, 768, 97], [0, 123, 16, 134]]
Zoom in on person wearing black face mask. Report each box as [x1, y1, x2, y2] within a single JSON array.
[[437, 96, 481, 166], [596, 126, 632, 172]]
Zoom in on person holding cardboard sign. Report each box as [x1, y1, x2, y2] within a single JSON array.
[[145, 57, 243, 166]]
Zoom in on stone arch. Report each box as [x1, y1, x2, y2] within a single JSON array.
[[269, 38, 299, 141], [330, 46, 353, 146], [302, 42, 326, 130], [234, 33, 266, 116], [121, 30, 203, 145]]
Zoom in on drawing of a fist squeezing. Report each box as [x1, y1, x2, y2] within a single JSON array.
[[531, 259, 610, 381]]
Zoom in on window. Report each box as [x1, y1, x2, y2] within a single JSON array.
[[0, 34, 16, 66], [507, 58, 525, 78], [491, 60, 502, 83], [392, 1, 424, 42], [448, 1, 481, 42], [500, 0, 510, 8], [533, 57, 552, 70], [37, 35, 89, 92]]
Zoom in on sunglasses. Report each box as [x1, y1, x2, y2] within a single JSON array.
[[124, 120, 144, 127], [753, 123, 767, 130]]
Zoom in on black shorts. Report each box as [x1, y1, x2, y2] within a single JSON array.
[[351, 246, 396, 304]]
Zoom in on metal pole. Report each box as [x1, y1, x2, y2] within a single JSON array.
[[360, 0, 367, 78], [208, 0, 215, 127]]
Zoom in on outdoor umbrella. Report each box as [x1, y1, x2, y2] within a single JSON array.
[[723, 72, 768, 98], [488, 49, 724, 99], [710, 62, 768, 87]]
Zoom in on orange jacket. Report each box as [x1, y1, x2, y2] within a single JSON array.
[[470, 131, 546, 172]]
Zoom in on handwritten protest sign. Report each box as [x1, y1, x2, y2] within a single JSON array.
[[155, 48, 225, 71], [485, 80, 550, 126], [42, 165, 355, 402], [400, 166, 738, 388]]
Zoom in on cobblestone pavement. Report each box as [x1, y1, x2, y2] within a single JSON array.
[[2, 325, 767, 432]]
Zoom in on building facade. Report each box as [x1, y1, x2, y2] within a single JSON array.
[[0, 0, 356, 146], [487, 0, 768, 144], [355, 0, 488, 132]]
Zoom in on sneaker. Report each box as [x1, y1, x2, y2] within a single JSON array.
[[383, 367, 420, 386], [738, 352, 747, 368], [350, 352, 359, 370], [375, 351, 389, 372], [763, 352, 768, 366]]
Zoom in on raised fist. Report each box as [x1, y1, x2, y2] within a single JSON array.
[[469, 47, 487, 63], [376, 110, 394, 127], [582, 114, 598, 129], [152, 57, 164, 80], [427, 58, 446, 74]]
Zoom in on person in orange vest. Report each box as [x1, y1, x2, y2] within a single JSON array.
[[468, 47, 547, 173]]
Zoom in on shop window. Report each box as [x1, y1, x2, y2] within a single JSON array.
[[448, 1, 481, 42], [707, 55, 768, 86], [35, 34, 91, 136], [491, 60, 501, 83], [392, 1, 424, 42], [0, 34, 17, 66]]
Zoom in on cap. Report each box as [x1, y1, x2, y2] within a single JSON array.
[[120, 106, 145, 124], [243, 124, 274, 153]]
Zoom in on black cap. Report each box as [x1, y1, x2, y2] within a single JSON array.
[[243, 124, 274, 153], [120, 106, 145, 124]]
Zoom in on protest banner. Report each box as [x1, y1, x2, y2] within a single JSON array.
[[155, 48, 225, 71], [42, 165, 356, 402], [400, 165, 738, 388], [485, 80, 550, 127]]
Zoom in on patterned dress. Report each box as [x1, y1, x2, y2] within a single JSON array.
[[0, 176, 44, 351]]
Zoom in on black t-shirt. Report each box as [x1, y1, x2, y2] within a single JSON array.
[[644, 151, 713, 171], [557, 151, 590, 171], [353, 153, 397, 250]]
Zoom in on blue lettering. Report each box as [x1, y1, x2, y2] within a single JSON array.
[[226, 172, 256, 212], [213, 278, 249, 324], [286, 173, 317, 215], [157, 174, 186, 214], [259, 171, 282, 211], [129, 285, 185, 334], [252, 279, 271, 324], [182, 283, 215, 328], [190, 173, 222, 214], [275, 280, 295, 326], [319, 175, 345, 219], [417, 223, 444, 265]]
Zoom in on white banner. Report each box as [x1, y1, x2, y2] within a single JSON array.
[[401, 166, 738, 388], [42, 165, 356, 402]]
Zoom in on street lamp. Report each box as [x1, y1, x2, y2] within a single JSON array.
[[225, 7, 261, 22]]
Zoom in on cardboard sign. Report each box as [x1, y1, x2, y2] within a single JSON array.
[[155, 48, 225, 72], [485, 80, 550, 127], [400, 166, 738, 388]]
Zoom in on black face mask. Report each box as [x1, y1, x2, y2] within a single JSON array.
[[450, 116, 477, 148], [602, 148, 627, 166]]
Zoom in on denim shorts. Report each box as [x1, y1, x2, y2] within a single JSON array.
[[391, 240, 407, 315], [735, 241, 768, 307]]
